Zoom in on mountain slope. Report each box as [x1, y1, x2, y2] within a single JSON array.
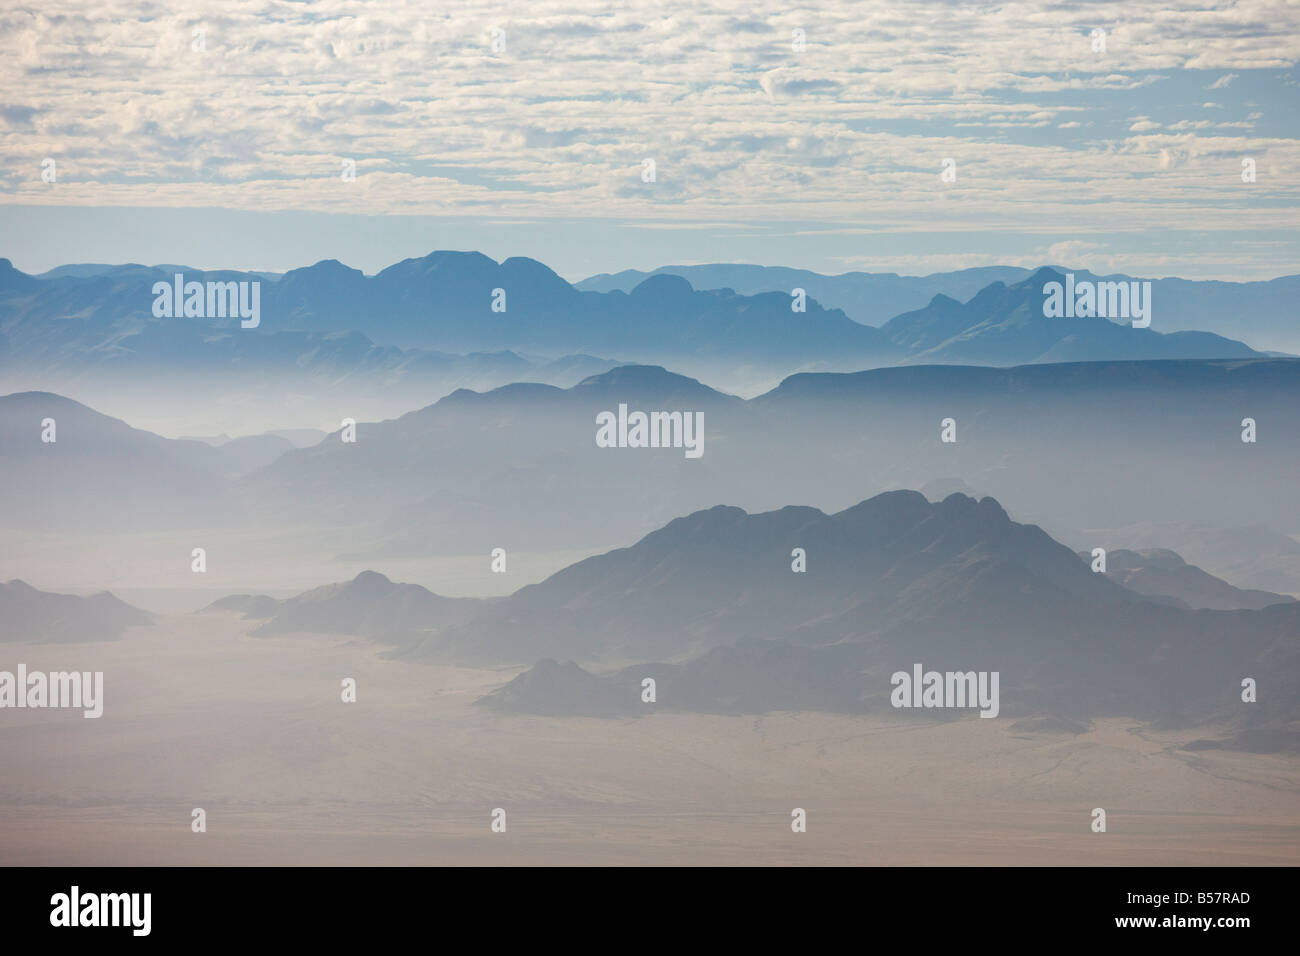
[[1080, 548, 1297, 610], [454, 494, 1299, 746], [579, 262, 1300, 353], [4, 253, 1280, 431], [0, 252, 898, 369], [425, 491, 1142, 664], [880, 268, 1261, 364], [0, 390, 238, 531], [205, 571, 479, 644], [241, 364, 749, 551], [0, 580, 152, 642], [11, 357, 1299, 552]]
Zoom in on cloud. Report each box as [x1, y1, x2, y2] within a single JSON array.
[[0, 0, 1295, 257], [1045, 240, 1108, 269], [1208, 73, 1239, 89]]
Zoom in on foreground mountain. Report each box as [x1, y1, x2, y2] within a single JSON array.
[[459, 493, 1298, 750], [431, 491, 1136, 664], [0, 580, 151, 642], [1080, 548, 1296, 610], [183, 489, 1299, 749]]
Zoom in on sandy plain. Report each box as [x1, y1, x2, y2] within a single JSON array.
[[1, 611, 1297, 866]]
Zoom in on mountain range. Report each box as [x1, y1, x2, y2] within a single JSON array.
[[0, 252, 892, 374], [878, 268, 1259, 365], [0, 580, 151, 642], [466, 492, 1298, 752], [1, 253, 1285, 436], [579, 262, 1300, 355], [4, 356, 1298, 571], [205, 570, 479, 643], [198, 492, 1300, 751], [1078, 548, 1296, 611]]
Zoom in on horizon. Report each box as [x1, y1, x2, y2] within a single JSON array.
[[7, 246, 1300, 286]]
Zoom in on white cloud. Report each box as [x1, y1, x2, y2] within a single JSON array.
[[1045, 240, 1109, 269], [0, 0, 1296, 249]]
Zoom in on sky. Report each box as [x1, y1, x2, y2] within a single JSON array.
[[1, 0, 1297, 281]]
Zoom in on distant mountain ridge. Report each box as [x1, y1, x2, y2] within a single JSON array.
[[0, 580, 151, 642], [0, 252, 898, 370], [204, 570, 479, 643], [0, 253, 1276, 415], [7, 356, 1298, 554], [579, 261, 1300, 353], [0, 391, 240, 531], [878, 267, 1259, 364], [578, 264, 1034, 325], [1080, 548, 1296, 611]]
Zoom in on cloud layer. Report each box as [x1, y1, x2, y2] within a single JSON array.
[[1, 1, 1297, 276]]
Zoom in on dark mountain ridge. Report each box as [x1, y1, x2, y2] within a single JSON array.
[[197, 491, 1298, 747]]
